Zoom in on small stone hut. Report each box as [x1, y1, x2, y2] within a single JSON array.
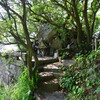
[[37, 24, 77, 56]]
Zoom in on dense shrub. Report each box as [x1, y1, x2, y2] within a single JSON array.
[[0, 68, 37, 100], [59, 50, 100, 100]]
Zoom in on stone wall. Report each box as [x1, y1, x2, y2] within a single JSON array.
[[0, 58, 23, 86]]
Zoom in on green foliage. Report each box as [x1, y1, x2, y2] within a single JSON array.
[[16, 45, 27, 52], [1, 52, 6, 57], [6, 58, 14, 65], [30, 0, 100, 44], [60, 50, 100, 99], [0, 68, 37, 100]]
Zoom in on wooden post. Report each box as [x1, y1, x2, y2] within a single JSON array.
[[25, 53, 27, 67], [95, 38, 97, 51], [92, 39, 94, 50], [57, 50, 59, 57]]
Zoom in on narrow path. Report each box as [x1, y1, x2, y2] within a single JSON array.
[[35, 60, 74, 100]]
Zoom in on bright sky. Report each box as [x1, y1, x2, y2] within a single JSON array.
[[0, 6, 6, 21], [0, 5, 5, 13], [0, 44, 18, 51]]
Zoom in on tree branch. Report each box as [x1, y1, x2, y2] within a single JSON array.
[[64, 0, 73, 6], [83, 0, 91, 42], [27, 1, 69, 30], [21, 0, 32, 46], [0, 1, 22, 20], [0, 42, 20, 45], [9, 30, 28, 49], [29, 8, 61, 28], [91, 0, 100, 34], [52, 0, 75, 20]]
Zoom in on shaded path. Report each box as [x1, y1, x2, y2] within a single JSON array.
[[35, 60, 74, 100]]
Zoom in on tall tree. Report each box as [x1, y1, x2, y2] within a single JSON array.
[[0, 0, 39, 79], [29, 0, 100, 48]]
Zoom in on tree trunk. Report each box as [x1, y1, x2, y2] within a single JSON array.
[[27, 46, 39, 79], [27, 49, 33, 79], [77, 23, 83, 45], [71, 0, 83, 45], [83, 0, 92, 44]]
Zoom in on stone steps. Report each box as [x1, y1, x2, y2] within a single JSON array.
[[37, 79, 60, 93], [36, 62, 63, 99], [35, 91, 66, 100], [38, 67, 61, 72], [39, 71, 62, 82], [43, 68, 61, 72], [35, 60, 74, 100], [39, 72, 55, 82]]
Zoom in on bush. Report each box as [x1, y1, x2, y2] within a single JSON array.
[[59, 50, 100, 99], [0, 68, 37, 100]]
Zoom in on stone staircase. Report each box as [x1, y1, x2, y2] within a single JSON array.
[[35, 60, 74, 100]]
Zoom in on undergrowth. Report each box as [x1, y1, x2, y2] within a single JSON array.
[[0, 68, 37, 100], [59, 50, 100, 100]]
